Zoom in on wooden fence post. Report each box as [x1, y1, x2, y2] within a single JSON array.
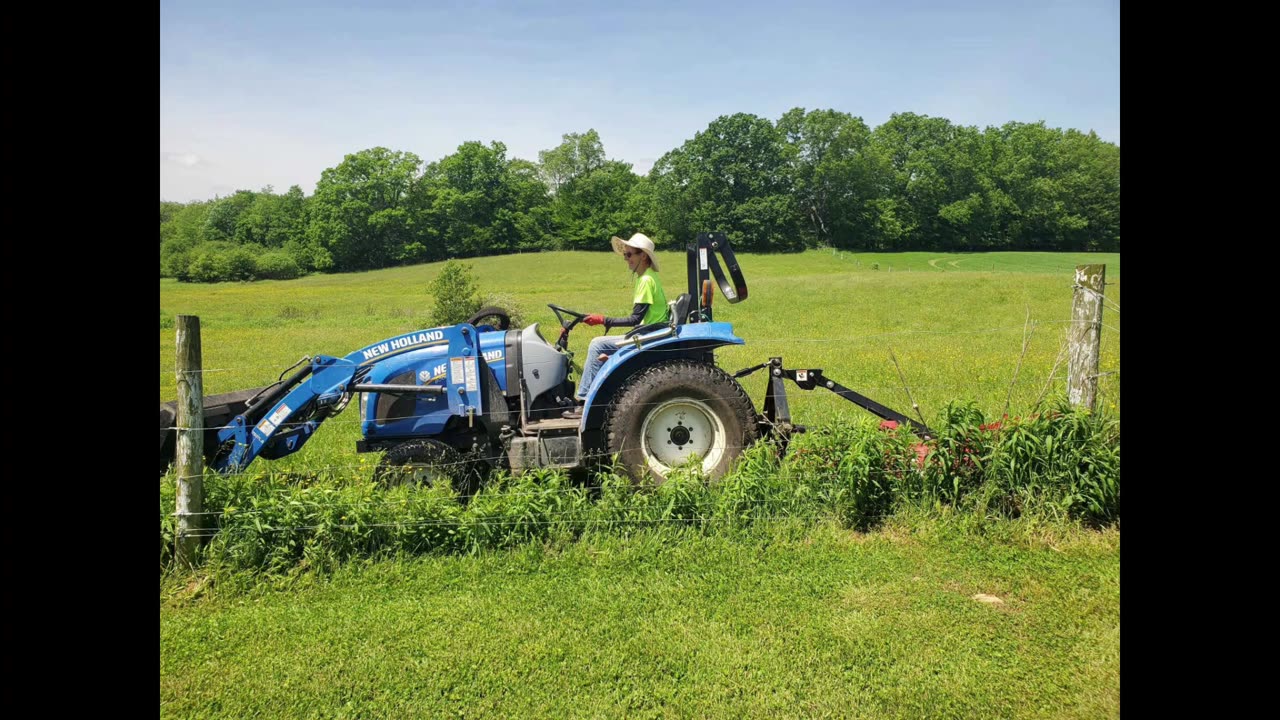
[[175, 315, 204, 569], [1067, 265, 1105, 411]]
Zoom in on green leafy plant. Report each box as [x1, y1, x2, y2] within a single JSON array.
[[426, 260, 481, 326]]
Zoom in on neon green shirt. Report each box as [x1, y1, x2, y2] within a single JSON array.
[[633, 269, 669, 325]]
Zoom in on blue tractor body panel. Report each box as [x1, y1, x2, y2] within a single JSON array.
[[580, 321, 745, 422]]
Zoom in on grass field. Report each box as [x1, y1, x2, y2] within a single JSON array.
[[160, 514, 1119, 719], [159, 249, 1119, 477]]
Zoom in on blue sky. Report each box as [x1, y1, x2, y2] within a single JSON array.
[[160, 0, 1119, 202]]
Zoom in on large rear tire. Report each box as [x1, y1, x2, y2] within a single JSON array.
[[602, 360, 758, 484]]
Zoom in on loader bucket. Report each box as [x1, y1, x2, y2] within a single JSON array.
[[159, 386, 271, 475]]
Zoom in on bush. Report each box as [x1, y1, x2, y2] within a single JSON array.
[[225, 245, 259, 281], [160, 237, 198, 279], [477, 292, 527, 328], [427, 260, 481, 327], [981, 398, 1120, 525], [187, 247, 231, 283], [181, 243, 266, 282], [256, 251, 302, 280]]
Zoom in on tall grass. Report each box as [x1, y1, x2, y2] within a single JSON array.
[[162, 396, 1118, 581]]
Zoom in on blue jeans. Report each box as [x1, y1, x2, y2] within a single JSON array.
[[576, 335, 627, 400]]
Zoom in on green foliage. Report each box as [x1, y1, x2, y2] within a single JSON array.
[[160, 200, 215, 278], [160, 110, 1119, 282], [916, 401, 1000, 505], [426, 259, 482, 326], [305, 147, 424, 272], [650, 113, 804, 252], [224, 245, 259, 281], [419, 141, 553, 260], [203, 190, 258, 242], [537, 129, 606, 193], [981, 397, 1120, 525], [159, 400, 1117, 578], [551, 160, 642, 249], [779, 107, 888, 250], [255, 251, 302, 280], [185, 242, 261, 282]]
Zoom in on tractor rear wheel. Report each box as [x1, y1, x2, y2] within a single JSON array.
[[374, 439, 481, 497], [602, 360, 758, 484]]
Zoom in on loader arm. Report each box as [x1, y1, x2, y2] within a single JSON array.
[[209, 324, 484, 473]]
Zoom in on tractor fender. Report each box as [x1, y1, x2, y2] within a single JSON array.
[[580, 322, 745, 440]]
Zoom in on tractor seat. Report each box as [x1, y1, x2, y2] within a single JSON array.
[[623, 293, 693, 339]]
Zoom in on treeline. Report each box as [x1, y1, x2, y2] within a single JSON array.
[[160, 109, 1119, 282]]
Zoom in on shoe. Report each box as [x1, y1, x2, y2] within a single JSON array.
[[561, 404, 584, 419]]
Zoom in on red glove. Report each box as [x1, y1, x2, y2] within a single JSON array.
[[584, 314, 605, 326]]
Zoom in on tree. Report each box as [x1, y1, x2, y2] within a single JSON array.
[[552, 160, 642, 249], [778, 107, 889, 250], [160, 201, 184, 244], [230, 185, 309, 249], [872, 113, 994, 250], [160, 200, 214, 278], [984, 122, 1097, 251], [305, 148, 423, 272], [649, 113, 803, 251], [418, 141, 553, 258], [203, 190, 258, 242], [538, 129, 606, 193]]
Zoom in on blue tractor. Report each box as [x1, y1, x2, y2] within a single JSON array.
[[159, 233, 932, 488]]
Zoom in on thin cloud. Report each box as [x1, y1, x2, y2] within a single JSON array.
[[162, 152, 204, 167]]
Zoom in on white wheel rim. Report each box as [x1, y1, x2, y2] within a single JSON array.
[[639, 397, 726, 476]]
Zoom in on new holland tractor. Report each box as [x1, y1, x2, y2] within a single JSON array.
[[159, 233, 932, 488]]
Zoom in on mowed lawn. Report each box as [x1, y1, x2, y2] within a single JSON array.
[[161, 518, 1119, 719]]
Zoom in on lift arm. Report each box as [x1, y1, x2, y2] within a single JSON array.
[[735, 357, 934, 441]]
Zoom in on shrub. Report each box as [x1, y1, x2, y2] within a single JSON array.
[[256, 251, 301, 280], [224, 245, 259, 281], [427, 260, 481, 326]]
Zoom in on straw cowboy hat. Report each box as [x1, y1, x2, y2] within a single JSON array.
[[610, 232, 660, 272]]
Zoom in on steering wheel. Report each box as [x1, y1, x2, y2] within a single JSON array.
[[548, 304, 587, 329], [547, 304, 590, 351]]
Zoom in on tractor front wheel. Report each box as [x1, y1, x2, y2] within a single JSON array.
[[374, 439, 481, 497], [602, 360, 758, 484]]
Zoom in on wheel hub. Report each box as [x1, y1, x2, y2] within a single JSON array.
[[640, 398, 726, 475], [669, 424, 691, 446]]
